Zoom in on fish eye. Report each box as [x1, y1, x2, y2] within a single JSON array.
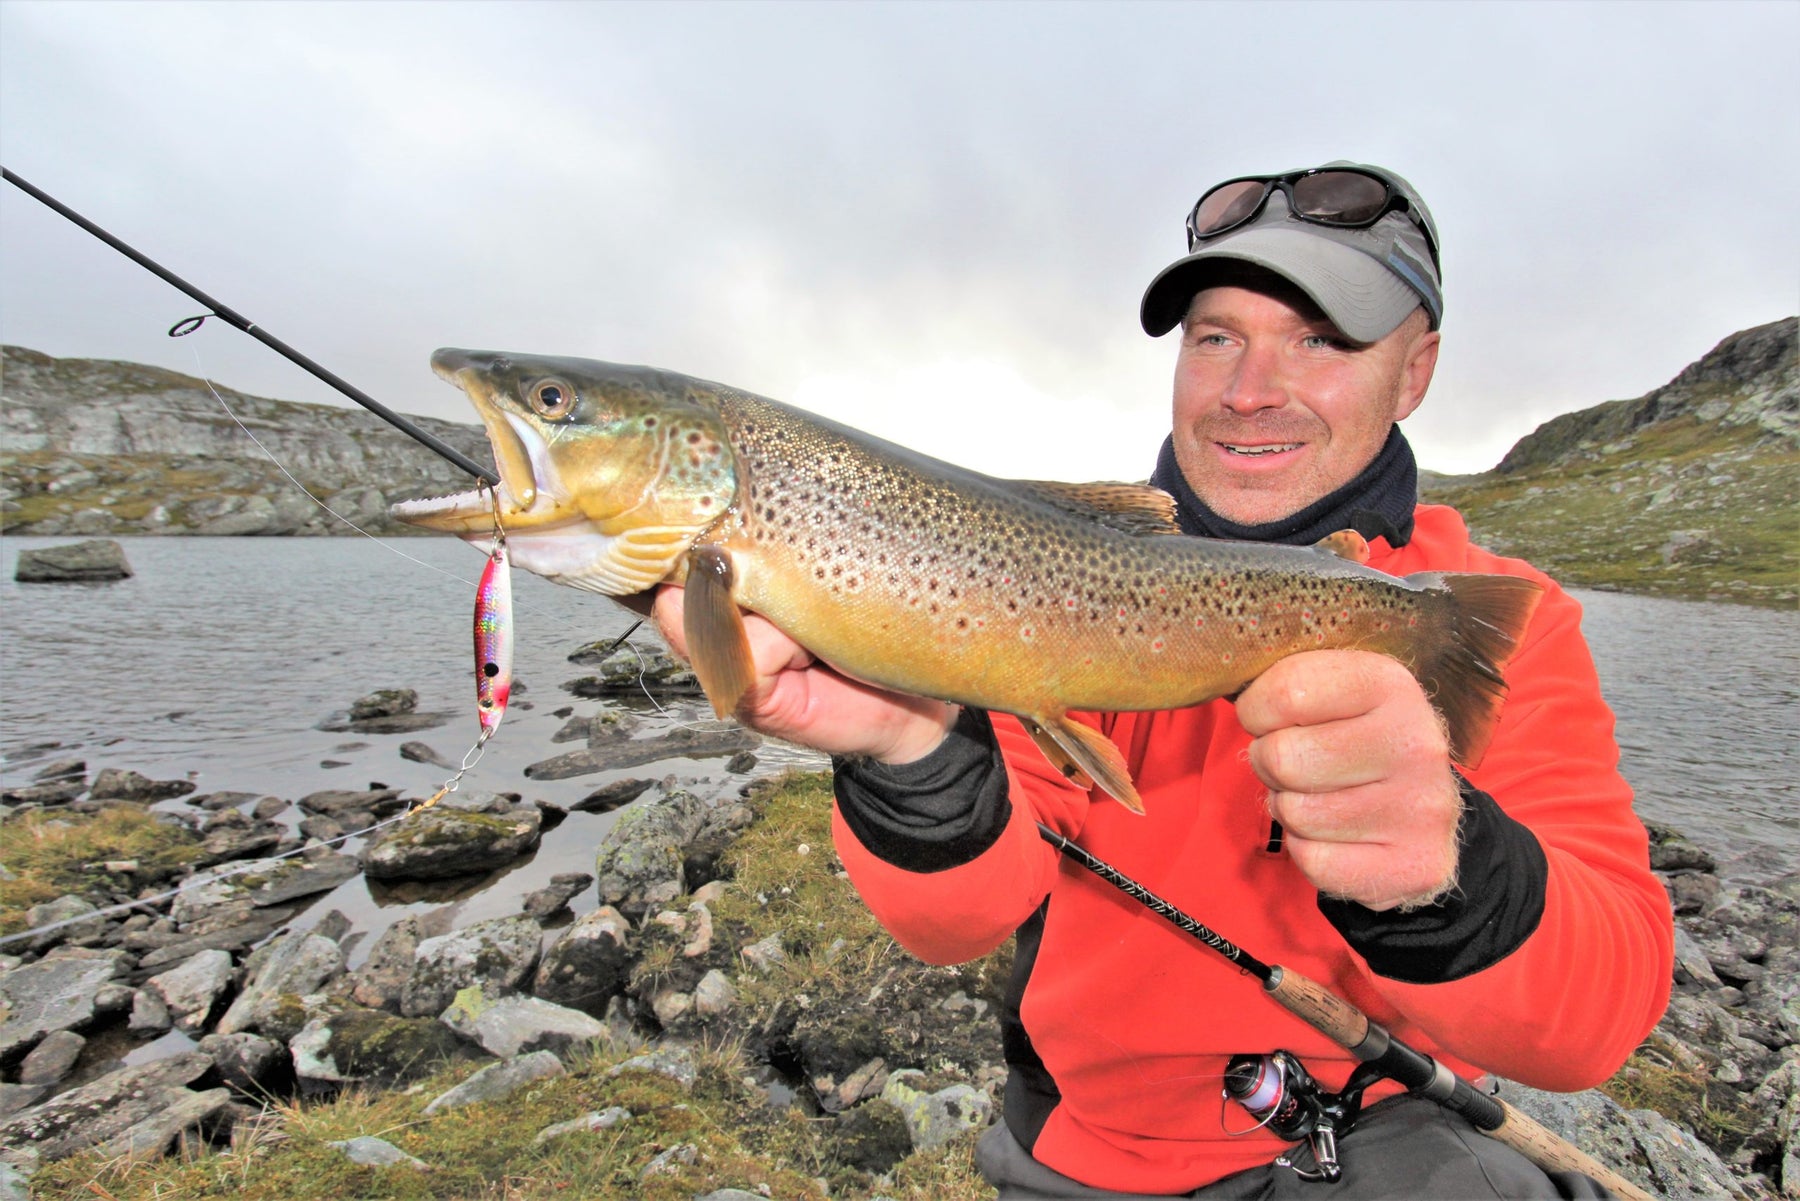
[[526, 378, 575, 419]]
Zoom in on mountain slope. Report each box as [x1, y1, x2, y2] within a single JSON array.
[[1421, 318, 1797, 608]]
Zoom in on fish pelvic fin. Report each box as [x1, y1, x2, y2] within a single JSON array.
[[1030, 713, 1145, 815], [1020, 719, 1096, 792], [1406, 572, 1545, 768], [683, 544, 756, 718]]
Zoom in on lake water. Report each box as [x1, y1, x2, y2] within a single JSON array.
[[2, 535, 1796, 952]]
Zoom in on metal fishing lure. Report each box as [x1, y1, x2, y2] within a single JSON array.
[[474, 532, 514, 741]]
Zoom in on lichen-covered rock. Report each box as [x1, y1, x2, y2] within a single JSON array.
[[532, 905, 633, 1017], [327, 1135, 427, 1170], [0, 950, 126, 1066], [593, 789, 709, 919], [422, 1050, 563, 1115], [349, 916, 425, 1012], [439, 988, 606, 1059], [87, 768, 195, 802], [197, 1032, 285, 1095], [880, 1069, 992, 1152], [400, 915, 542, 1019], [21, 896, 105, 952], [290, 1007, 483, 1089], [215, 933, 344, 1036], [0, 1052, 226, 1163], [359, 804, 542, 882], [609, 1044, 697, 1091]]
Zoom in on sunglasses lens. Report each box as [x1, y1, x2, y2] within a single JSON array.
[[1291, 171, 1390, 224], [1192, 180, 1268, 237]]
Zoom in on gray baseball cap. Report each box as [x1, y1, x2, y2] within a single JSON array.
[[1139, 162, 1443, 343]]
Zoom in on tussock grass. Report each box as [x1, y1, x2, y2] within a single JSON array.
[[0, 805, 200, 936]]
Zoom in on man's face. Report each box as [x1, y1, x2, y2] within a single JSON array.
[[1170, 283, 1439, 526]]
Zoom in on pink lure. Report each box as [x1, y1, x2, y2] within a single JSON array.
[[474, 541, 513, 739]]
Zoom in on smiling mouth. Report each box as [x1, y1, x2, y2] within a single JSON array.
[[1220, 442, 1303, 457]]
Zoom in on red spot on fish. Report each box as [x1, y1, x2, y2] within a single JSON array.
[[1151, 638, 1166, 653]]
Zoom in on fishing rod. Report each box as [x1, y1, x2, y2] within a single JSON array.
[[1, 166, 499, 488], [1035, 822, 1655, 1201]]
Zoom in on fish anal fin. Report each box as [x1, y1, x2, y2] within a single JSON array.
[[1033, 713, 1145, 815], [1020, 719, 1096, 792], [1011, 481, 1181, 537], [683, 544, 756, 718], [1314, 529, 1370, 565]]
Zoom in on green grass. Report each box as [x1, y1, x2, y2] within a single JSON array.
[[0, 805, 202, 936]]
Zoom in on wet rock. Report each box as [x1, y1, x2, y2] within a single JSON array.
[[525, 726, 761, 780], [0, 950, 125, 1065], [128, 987, 172, 1036], [552, 710, 642, 743], [564, 641, 700, 693], [0, 1082, 47, 1122], [327, 1135, 427, 1170], [610, 1044, 698, 1091], [422, 1050, 563, 1115], [193, 815, 287, 866], [13, 539, 131, 582], [359, 804, 542, 882], [215, 932, 345, 1036], [30, 758, 85, 784], [532, 905, 634, 1017], [439, 988, 606, 1059], [592, 789, 709, 919], [400, 914, 542, 1018], [88, 768, 195, 802], [725, 750, 758, 774], [190, 790, 263, 811], [0, 779, 85, 805], [0, 1052, 226, 1163], [399, 740, 456, 769], [131, 907, 298, 974], [569, 777, 655, 814], [880, 1069, 992, 1151], [523, 872, 594, 918], [296, 786, 406, 818], [143, 948, 234, 1032], [351, 689, 417, 720], [348, 916, 424, 1012], [17, 1031, 85, 1088], [197, 1032, 285, 1095], [291, 1007, 483, 1089], [533, 1106, 631, 1145]]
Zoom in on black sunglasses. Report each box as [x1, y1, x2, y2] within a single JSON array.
[[1186, 168, 1440, 268]]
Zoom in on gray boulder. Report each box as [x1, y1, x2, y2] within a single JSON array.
[[422, 1050, 564, 1115], [439, 988, 606, 1059], [1500, 1081, 1738, 1199], [214, 932, 344, 1036], [400, 915, 543, 1019], [523, 872, 594, 918], [327, 1135, 427, 1170], [532, 905, 634, 1017], [197, 1032, 285, 1095], [0, 1052, 228, 1163], [143, 949, 235, 1032], [348, 916, 424, 1012], [0, 950, 125, 1066], [13, 539, 131, 582], [525, 725, 759, 780], [609, 1044, 698, 1091], [881, 1069, 993, 1152], [359, 804, 542, 881], [88, 768, 195, 802], [17, 1031, 85, 1088], [21, 896, 105, 952]]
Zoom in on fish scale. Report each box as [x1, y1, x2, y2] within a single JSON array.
[[394, 349, 1544, 813]]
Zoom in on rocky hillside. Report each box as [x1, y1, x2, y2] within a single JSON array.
[[0, 346, 491, 537], [1421, 317, 1797, 607]]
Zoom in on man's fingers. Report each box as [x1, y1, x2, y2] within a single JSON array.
[[1236, 650, 1407, 736]]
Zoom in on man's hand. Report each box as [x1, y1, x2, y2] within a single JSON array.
[[650, 585, 955, 764], [1236, 650, 1462, 912]]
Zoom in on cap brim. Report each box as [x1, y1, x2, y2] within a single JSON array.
[[1139, 227, 1423, 343]]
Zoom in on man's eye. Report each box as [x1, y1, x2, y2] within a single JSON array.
[[1302, 334, 1350, 351]]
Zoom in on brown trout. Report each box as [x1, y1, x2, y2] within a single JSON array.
[[394, 349, 1543, 813]]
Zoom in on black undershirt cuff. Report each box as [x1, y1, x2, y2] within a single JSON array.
[[831, 707, 1011, 873], [1317, 778, 1548, 984]]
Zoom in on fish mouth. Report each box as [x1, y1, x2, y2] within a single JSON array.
[[390, 349, 576, 536]]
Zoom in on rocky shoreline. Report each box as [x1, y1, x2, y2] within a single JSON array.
[[3, 704, 1795, 1200]]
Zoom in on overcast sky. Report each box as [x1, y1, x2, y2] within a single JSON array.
[[2, 1, 1795, 481]]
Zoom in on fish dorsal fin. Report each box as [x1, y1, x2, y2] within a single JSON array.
[[1010, 481, 1181, 537], [1314, 529, 1370, 565]]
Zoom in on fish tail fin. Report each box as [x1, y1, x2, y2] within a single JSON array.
[[1406, 571, 1545, 768], [1032, 713, 1145, 815]]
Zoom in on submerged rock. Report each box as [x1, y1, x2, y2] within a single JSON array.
[[13, 539, 131, 583]]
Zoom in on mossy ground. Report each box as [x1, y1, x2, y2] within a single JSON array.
[[24, 774, 993, 1200], [0, 804, 201, 936], [1423, 419, 1797, 607]]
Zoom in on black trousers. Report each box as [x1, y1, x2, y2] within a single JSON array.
[[974, 1096, 1616, 1200]]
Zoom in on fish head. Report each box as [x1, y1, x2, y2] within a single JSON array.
[[392, 349, 739, 596]]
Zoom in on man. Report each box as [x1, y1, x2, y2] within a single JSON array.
[[654, 162, 1673, 1197]]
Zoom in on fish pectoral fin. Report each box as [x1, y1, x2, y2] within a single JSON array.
[[683, 544, 757, 718], [1010, 480, 1182, 537], [1314, 529, 1371, 565], [604, 526, 708, 593], [1033, 714, 1145, 815]]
